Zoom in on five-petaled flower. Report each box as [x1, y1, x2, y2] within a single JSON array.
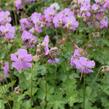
[[11, 49, 32, 71], [70, 48, 95, 74]]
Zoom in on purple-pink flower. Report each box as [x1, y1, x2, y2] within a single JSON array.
[[3, 62, 9, 77], [103, 0, 109, 9], [30, 12, 44, 33], [41, 35, 60, 64], [44, 6, 57, 26], [21, 31, 37, 48], [11, 49, 32, 71], [14, 0, 23, 10], [80, 3, 90, 12], [53, 8, 79, 30], [0, 23, 16, 40], [92, 4, 99, 11], [48, 58, 60, 64], [0, 11, 11, 25], [100, 17, 108, 29], [20, 18, 33, 31], [53, 11, 63, 28], [42, 35, 50, 55], [63, 15, 79, 31], [15, 0, 36, 10], [70, 48, 95, 74], [78, 0, 90, 5]]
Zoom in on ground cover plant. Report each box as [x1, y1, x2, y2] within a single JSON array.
[[1, 0, 109, 109]]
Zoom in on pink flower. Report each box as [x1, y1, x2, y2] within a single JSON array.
[[92, 4, 99, 11], [100, 17, 108, 29], [48, 58, 60, 64], [21, 31, 37, 48], [0, 11, 11, 25], [30, 12, 44, 33], [11, 49, 32, 71], [70, 48, 95, 74], [44, 6, 57, 26], [3, 62, 9, 77], [42, 35, 50, 55], [14, 0, 23, 10], [15, 0, 36, 10], [0, 23, 16, 40], [103, 0, 109, 9], [53, 8, 79, 30], [20, 18, 32, 31]]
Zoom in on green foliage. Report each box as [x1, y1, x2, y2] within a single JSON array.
[[1, 0, 109, 109]]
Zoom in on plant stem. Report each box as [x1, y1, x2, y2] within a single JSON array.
[[0, 0, 1, 8], [14, 9, 17, 25], [44, 74, 47, 109], [91, 68, 102, 86], [31, 71, 33, 107], [83, 74, 86, 109]]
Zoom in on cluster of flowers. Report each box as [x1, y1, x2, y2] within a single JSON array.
[[20, 3, 79, 33], [70, 46, 95, 74], [3, 35, 59, 77], [0, 11, 16, 40], [53, 8, 79, 30], [15, 0, 36, 10], [72, 0, 109, 29], [33, 35, 60, 64], [1, 2, 99, 78]]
